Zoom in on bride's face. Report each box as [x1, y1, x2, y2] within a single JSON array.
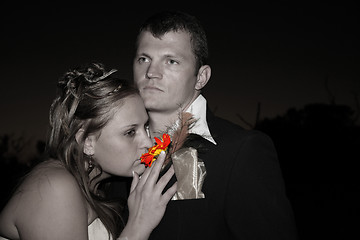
[[89, 95, 152, 177]]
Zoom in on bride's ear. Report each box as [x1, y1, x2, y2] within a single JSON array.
[[76, 129, 95, 155]]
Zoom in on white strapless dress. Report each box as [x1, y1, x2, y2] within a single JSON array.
[[88, 218, 113, 240], [0, 218, 112, 240]]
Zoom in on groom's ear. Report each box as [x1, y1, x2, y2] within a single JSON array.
[[195, 65, 211, 90]]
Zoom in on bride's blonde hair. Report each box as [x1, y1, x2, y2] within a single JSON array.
[[46, 62, 138, 238]]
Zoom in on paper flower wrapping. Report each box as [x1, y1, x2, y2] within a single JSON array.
[[171, 147, 206, 200]]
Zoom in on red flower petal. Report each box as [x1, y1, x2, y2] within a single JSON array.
[[140, 134, 171, 167], [140, 153, 155, 167]]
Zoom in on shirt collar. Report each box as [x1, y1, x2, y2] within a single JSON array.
[[185, 94, 217, 145]]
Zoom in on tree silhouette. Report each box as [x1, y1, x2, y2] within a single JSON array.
[[0, 134, 45, 210], [255, 103, 360, 239]]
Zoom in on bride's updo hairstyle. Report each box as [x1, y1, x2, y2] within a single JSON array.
[[46, 62, 138, 238]]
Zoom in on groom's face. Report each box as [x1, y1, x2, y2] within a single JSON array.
[[133, 30, 199, 114]]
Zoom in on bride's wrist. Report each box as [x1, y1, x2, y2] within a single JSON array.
[[118, 222, 151, 240]]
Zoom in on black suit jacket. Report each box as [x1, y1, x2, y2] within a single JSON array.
[[149, 110, 298, 240]]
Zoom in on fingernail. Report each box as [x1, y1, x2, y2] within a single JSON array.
[[160, 151, 165, 156], [132, 170, 135, 177]]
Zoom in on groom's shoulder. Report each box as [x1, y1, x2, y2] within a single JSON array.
[[208, 113, 245, 134], [209, 114, 270, 142]]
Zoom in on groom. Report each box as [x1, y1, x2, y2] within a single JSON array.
[[131, 10, 298, 239]]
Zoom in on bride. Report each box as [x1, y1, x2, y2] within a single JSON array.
[[0, 63, 177, 240]]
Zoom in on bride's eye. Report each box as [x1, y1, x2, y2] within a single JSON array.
[[125, 129, 136, 137]]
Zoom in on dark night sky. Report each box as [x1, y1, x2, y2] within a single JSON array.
[[1, 2, 359, 156]]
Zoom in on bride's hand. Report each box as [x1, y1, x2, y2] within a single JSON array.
[[120, 151, 177, 239]]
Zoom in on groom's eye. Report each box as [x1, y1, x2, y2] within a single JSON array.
[[167, 59, 179, 65], [138, 57, 149, 64]]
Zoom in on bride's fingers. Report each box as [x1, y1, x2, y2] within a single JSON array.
[[137, 151, 167, 190], [137, 163, 152, 185], [155, 150, 166, 166], [162, 181, 178, 204], [130, 171, 140, 193], [156, 165, 176, 190], [146, 151, 166, 181], [135, 151, 165, 187]]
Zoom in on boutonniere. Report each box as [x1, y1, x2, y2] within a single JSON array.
[[141, 112, 207, 200], [140, 112, 195, 168]]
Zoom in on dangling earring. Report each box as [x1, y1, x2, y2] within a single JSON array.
[[88, 154, 94, 173]]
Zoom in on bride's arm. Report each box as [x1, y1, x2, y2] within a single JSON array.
[[118, 151, 177, 240]]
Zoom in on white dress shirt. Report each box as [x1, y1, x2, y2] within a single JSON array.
[[185, 94, 217, 145]]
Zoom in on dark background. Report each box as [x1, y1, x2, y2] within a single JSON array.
[[1, 2, 359, 239]]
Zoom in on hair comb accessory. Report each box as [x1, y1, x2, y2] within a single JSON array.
[[80, 67, 118, 84], [108, 83, 123, 96], [59, 66, 118, 97], [94, 69, 118, 82]]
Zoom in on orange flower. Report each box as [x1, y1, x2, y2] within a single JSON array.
[[140, 134, 171, 167]]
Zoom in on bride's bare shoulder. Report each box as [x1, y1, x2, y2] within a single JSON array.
[[16, 159, 84, 205], [18, 159, 76, 192], [0, 159, 87, 238]]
